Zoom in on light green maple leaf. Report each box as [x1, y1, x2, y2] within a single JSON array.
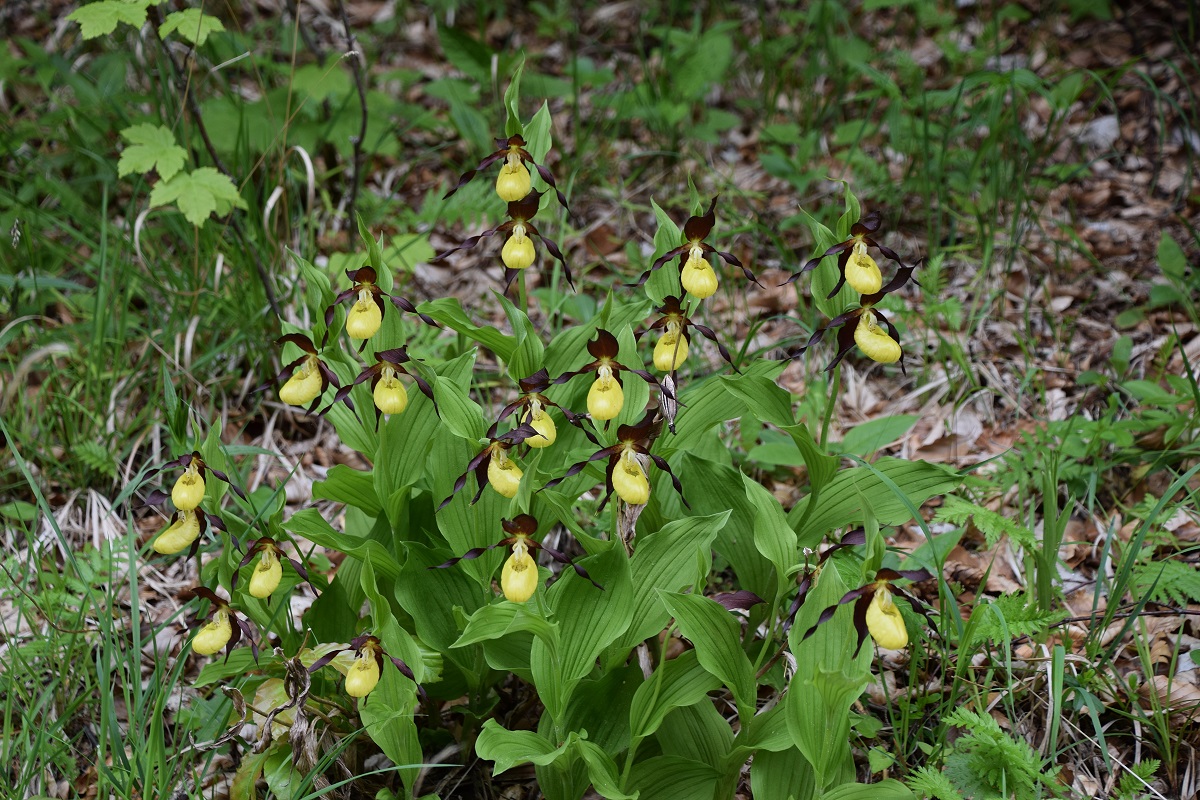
[[158, 9, 225, 46], [118, 124, 187, 181], [68, 1, 150, 39], [149, 168, 246, 226]]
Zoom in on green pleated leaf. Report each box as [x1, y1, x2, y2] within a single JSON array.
[[822, 779, 915, 800], [629, 756, 721, 800], [750, 746, 815, 800], [720, 373, 795, 428], [659, 591, 755, 714], [453, 598, 559, 654], [476, 719, 566, 774], [418, 297, 517, 359], [312, 464, 380, 516], [283, 508, 400, 580], [788, 458, 960, 548], [395, 543, 487, 650], [657, 700, 733, 767], [646, 198, 684, 303], [629, 650, 722, 740], [748, 476, 798, 583], [575, 740, 637, 800], [616, 512, 728, 652]]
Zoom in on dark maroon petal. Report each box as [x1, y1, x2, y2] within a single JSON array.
[[587, 329, 620, 359], [502, 514, 539, 536], [519, 369, 551, 393], [530, 162, 571, 213], [690, 323, 738, 370], [682, 196, 718, 242], [275, 333, 318, 354], [142, 489, 170, 507], [628, 245, 688, 289], [433, 226, 503, 261], [711, 590, 765, 611], [850, 593, 873, 656], [824, 249, 852, 300], [507, 190, 544, 221], [541, 544, 604, 590], [646, 453, 687, 507]]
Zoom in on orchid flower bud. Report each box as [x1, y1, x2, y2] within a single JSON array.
[[345, 652, 382, 698], [611, 451, 650, 506], [865, 585, 908, 649], [279, 356, 324, 406], [345, 289, 383, 340], [501, 540, 539, 603], [153, 510, 201, 555], [587, 366, 624, 420], [171, 463, 205, 511], [373, 369, 409, 415], [495, 155, 532, 202], [681, 247, 718, 299], [192, 609, 232, 655], [248, 548, 283, 599], [854, 311, 901, 364], [844, 241, 882, 295], [487, 450, 523, 498]]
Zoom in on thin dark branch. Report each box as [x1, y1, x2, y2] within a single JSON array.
[[337, 0, 369, 228], [284, 0, 327, 64]]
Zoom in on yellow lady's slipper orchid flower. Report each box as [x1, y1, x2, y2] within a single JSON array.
[[171, 462, 205, 511], [248, 548, 284, 599], [501, 539, 539, 603], [865, 585, 908, 649], [611, 451, 650, 506], [653, 326, 689, 372], [192, 608, 232, 655], [445, 133, 569, 212], [345, 288, 384, 340], [373, 369, 409, 415], [495, 155, 532, 202], [279, 355, 325, 407], [630, 197, 762, 296], [588, 366, 625, 420], [153, 510, 201, 555], [486, 450, 523, 498], [854, 310, 901, 364], [540, 409, 688, 512], [526, 406, 557, 448], [681, 248, 719, 299], [345, 651, 382, 697], [843, 241, 882, 295], [501, 224, 536, 270]]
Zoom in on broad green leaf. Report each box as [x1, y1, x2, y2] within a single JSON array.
[[262, 746, 302, 799], [575, 740, 636, 800], [283, 508, 400, 580], [534, 547, 633, 718], [148, 167, 247, 226], [431, 365, 487, 442], [396, 543, 487, 650], [657, 701, 733, 768], [503, 56, 525, 137], [659, 591, 755, 714], [720, 373, 795, 428], [68, 1, 148, 39], [523, 101, 554, 170], [646, 198, 684, 303], [312, 464, 380, 516], [1158, 231, 1187, 281], [786, 676, 861, 792], [438, 27, 493, 84], [789, 458, 960, 548], [454, 599, 559, 654], [822, 780, 915, 800], [629, 650, 721, 740], [117, 123, 186, 181], [732, 701, 795, 755], [748, 477, 798, 581], [838, 415, 921, 456], [629, 756, 721, 800], [417, 297, 517, 359], [158, 9, 224, 45], [476, 719, 567, 774], [834, 180, 862, 240], [562, 665, 641, 754], [750, 746, 815, 800], [382, 233, 434, 273], [615, 512, 728, 652]]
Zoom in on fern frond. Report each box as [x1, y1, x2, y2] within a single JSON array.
[[967, 592, 1067, 648], [1131, 559, 1200, 607], [1114, 758, 1160, 800], [72, 440, 117, 479], [935, 495, 1036, 550]]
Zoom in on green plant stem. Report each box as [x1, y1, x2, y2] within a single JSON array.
[[819, 364, 840, 448]]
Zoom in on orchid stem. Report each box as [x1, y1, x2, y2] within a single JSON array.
[[819, 364, 840, 449]]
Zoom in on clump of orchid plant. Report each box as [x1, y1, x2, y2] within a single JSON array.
[[540, 408, 686, 509], [781, 210, 909, 297], [189, 587, 258, 661], [433, 514, 600, 604], [630, 196, 761, 300], [308, 634, 418, 699], [553, 329, 663, 423], [435, 191, 573, 292], [443, 133, 570, 210], [323, 266, 439, 348]]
